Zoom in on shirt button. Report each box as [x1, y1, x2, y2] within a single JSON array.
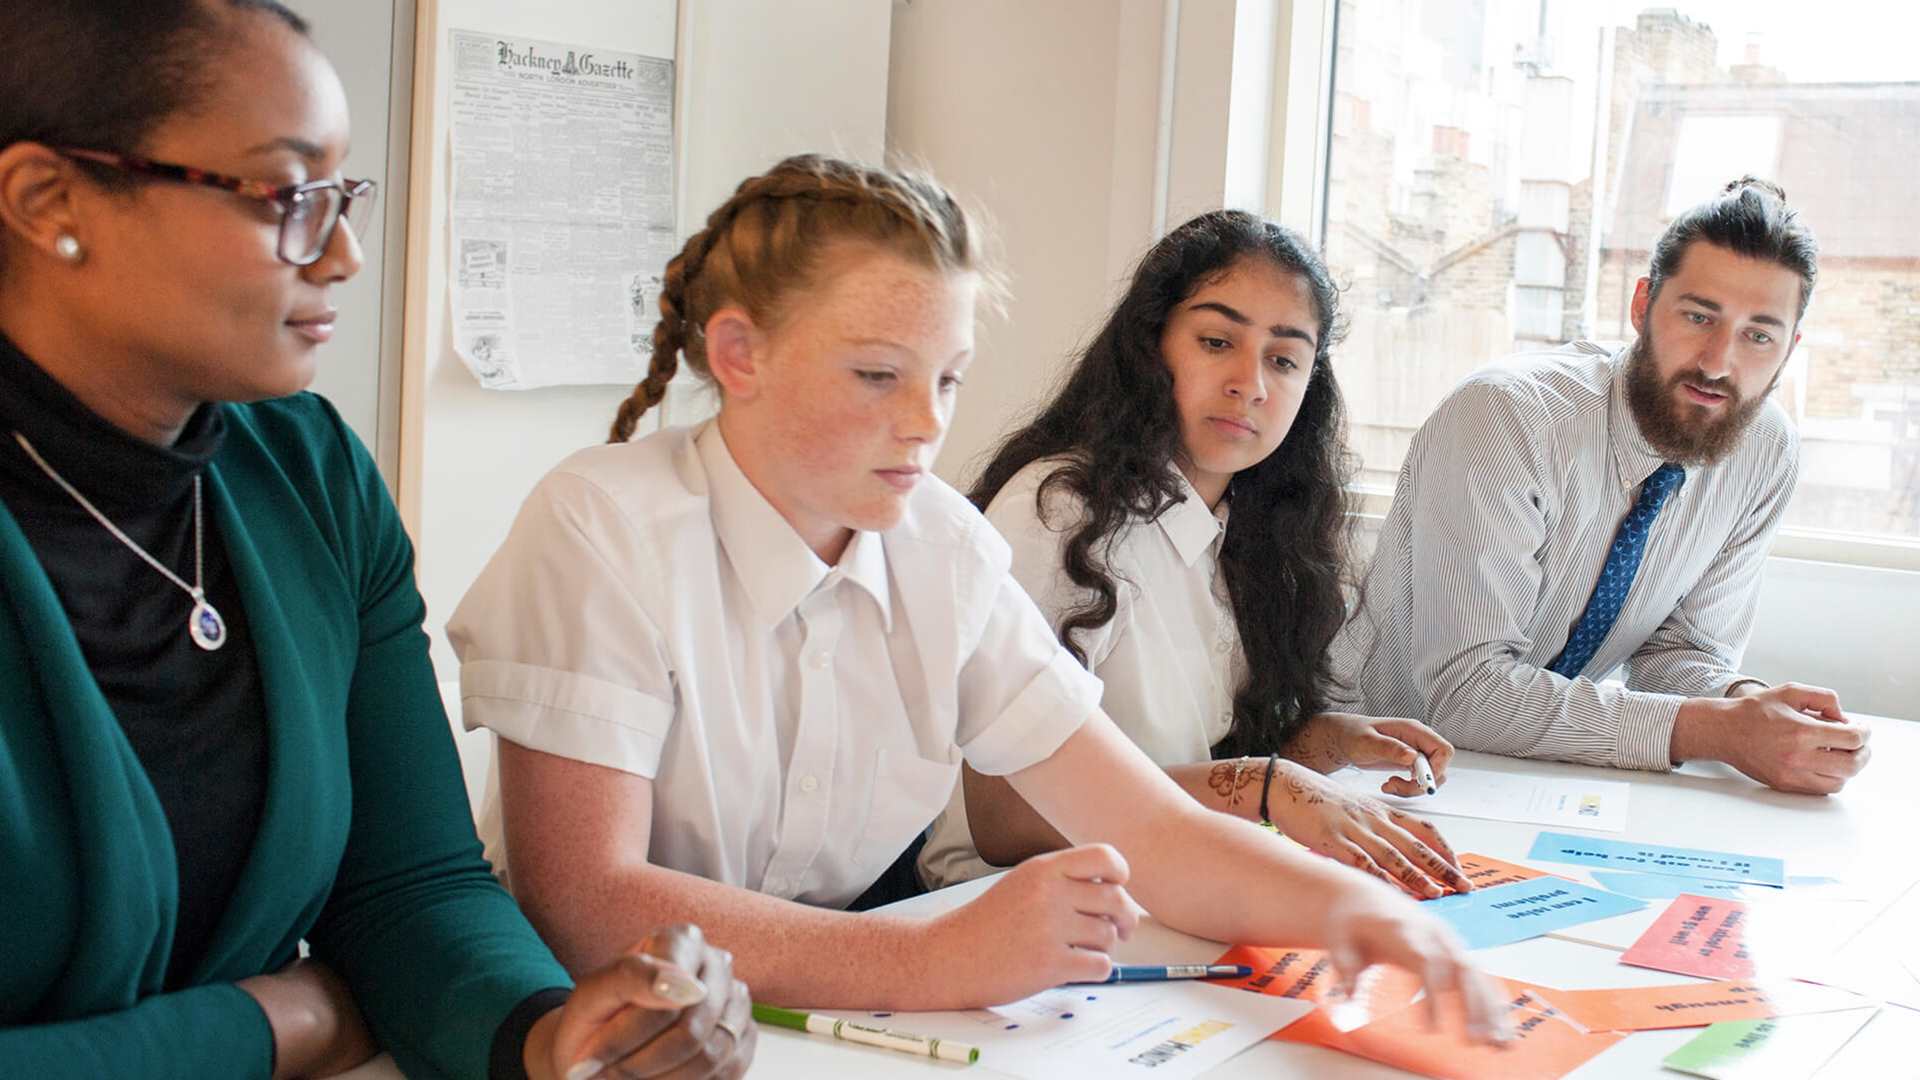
[[800, 774, 819, 793], [1214, 639, 1232, 654], [808, 651, 831, 670], [766, 876, 787, 895]]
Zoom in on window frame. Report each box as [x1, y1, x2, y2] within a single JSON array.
[[1264, 0, 1339, 239]]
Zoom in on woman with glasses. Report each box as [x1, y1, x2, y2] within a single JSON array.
[[0, 3, 752, 1078]]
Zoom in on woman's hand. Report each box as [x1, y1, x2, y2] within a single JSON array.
[[1320, 876, 1511, 1044], [922, 844, 1145, 1006], [534, 924, 754, 1080], [236, 959, 377, 1079], [1264, 758, 1472, 898], [1288, 712, 1455, 797]]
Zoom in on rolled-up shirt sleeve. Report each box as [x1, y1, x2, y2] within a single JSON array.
[[1410, 381, 1684, 770], [449, 470, 677, 779], [954, 571, 1105, 777]]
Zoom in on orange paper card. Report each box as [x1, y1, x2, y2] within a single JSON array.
[[1620, 895, 1755, 979], [1213, 941, 1428, 1014], [1309, 977, 1625, 1080], [1214, 944, 1422, 1035], [1457, 852, 1558, 890], [1532, 979, 1866, 1032]]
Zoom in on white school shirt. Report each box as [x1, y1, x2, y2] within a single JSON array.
[[448, 422, 1102, 909], [918, 457, 1240, 889]]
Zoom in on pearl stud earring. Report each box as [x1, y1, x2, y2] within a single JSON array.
[[54, 234, 83, 262]]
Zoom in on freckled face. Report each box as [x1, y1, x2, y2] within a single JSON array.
[[1160, 258, 1320, 504], [723, 246, 976, 558]]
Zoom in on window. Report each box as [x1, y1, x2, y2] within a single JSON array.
[[1318, 0, 1920, 564]]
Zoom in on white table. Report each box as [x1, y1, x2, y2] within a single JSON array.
[[747, 715, 1920, 1078]]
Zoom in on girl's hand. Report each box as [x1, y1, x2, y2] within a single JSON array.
[[922, 844, 1145, 1005], [1264, 758, 1472, 898], [1291, 712, 1455, 797], [1321, 877, 1511, 1045]]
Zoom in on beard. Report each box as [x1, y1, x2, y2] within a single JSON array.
[[1622, 325, 1779, 467]]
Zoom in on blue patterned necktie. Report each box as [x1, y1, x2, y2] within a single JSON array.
[[1547, 462, 1686, 678]]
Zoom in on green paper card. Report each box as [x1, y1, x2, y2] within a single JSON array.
[[1662, 1008, 1878, 1079]]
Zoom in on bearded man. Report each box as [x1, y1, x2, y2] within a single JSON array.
[[1327, 177, 1871, 795]]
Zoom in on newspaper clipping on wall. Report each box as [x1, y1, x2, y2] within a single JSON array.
[[447, 29, 675, 389]]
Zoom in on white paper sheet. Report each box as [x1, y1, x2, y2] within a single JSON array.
[[1794, 879, 1920, 1011], [821, 982, 1313, 1080], [1336, 765, 1631, 831], [447, 29, 677, 389]]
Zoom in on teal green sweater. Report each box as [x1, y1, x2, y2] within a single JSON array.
[[0, 394, 571, 1078]]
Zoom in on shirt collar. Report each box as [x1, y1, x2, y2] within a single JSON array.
[[1606, 346, 1685, 492], [835, 526, 892, 630], [1156, 468, 1230, 567], [696, 422, 891, 632]]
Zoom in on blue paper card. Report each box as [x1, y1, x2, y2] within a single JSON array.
[[1592, 870, 1750, 900], [1593, 871, 1832, 902], [1527, 832, 1787, 887], [1423, 878, 1647, 950]]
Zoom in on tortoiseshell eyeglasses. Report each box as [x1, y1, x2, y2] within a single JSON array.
[[57, 147, 378, 267]]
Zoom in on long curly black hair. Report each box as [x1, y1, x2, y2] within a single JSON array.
[[970, 209, 1356, 759]]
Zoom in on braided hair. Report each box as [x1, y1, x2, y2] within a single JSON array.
[[608, 154, 988, 442]]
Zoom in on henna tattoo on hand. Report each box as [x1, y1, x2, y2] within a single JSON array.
[[1280, 766, 1327, 808], [1282, 714, 1354, 773], [1209, 758, 1264, 806], [1208, 761, 1237, 799], [1233, 758, 1262, 805]]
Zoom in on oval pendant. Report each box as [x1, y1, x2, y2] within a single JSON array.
[[189, 598, 228, 651]]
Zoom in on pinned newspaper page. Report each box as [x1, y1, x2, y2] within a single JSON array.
[[447, 30, 676, 389]]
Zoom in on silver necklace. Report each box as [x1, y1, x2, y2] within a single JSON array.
[[13, 431, 227, 651]]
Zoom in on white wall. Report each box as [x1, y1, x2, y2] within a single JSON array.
[[1743, 558, 1919, 720], [887, 0, 1155, 488], [290, 0, 413, 476], [888, 0, 1284, 488], [403, 0, 892, 681]]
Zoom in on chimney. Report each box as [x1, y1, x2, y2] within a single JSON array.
[[1432, 125, 1470, 159]]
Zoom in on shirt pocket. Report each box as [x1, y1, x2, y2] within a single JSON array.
[[853, 747, 959, 877]]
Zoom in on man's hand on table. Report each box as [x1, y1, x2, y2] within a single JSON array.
[[1673, 681, 1872, 794]]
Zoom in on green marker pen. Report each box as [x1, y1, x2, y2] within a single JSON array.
[[753, 1003, 980, 1065]]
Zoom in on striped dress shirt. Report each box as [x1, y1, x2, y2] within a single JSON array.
[[1326, 342, 1799, 770]]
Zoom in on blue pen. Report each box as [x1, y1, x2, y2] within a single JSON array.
[[1070, 964, 1253, 985]]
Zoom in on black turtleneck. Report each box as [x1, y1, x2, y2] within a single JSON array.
[[0, 334, 266, 990]]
